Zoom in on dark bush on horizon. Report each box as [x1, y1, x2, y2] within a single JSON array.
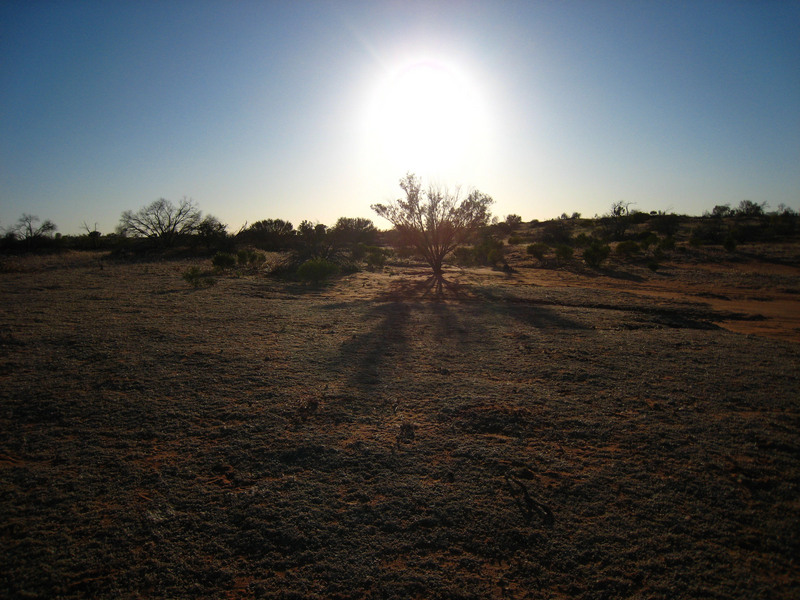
[[237, 219, 295, 251]]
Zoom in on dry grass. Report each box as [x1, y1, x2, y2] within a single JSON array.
[[1, 248, 798, 599]]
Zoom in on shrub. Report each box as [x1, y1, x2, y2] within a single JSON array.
[[508, 236, 523, 245], [573, 233, 591, 247], [583, 240, 610, 268], [647, 260, 660, 272], [651, 213, 681, 236], [541, 220, 572, 245], [474, 235, 505, 266], [555, 244, 574, 261], [616, 240, 640, 257], [212, 252, 237, 270], [237, 249, 266, 268], [526, 243, 548, 260], [723, 236, 737, 252], [182, 266, 216, 288], [365, 246, 389, 271], [452, 246, 476, 266], [659, 236, 676, 252], [638, 231, 659, 249], [296, 258, 340, 285]]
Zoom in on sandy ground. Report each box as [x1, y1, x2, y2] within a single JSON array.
[[1, 249, 798, 599]]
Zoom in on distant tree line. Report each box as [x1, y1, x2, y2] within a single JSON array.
[[2, 192, 797, 281]]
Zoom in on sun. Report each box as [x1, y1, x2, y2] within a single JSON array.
[[362, 57, 491, 180]]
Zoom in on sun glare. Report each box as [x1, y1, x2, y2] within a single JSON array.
[[362, 57, 491, 181]]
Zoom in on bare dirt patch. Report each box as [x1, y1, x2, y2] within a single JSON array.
[[1, 251, 798, 599]]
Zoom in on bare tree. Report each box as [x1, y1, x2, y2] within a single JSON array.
[[371, 173, 493, 295], [118, 197, 201, 246], [16, 214, 57, 240]]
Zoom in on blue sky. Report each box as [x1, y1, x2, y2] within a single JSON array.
[[1, 1, 798, 235]]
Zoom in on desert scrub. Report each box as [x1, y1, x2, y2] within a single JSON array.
[[364, 246, 390, 271], [212, 252, 237, 270], [296, 258, 340, 285], [615, 240, 641, 257], [526, 242, 549, 260], [555, 244, 574, 262], [182, 266, 216, 288], [583, 240, 611, 268]]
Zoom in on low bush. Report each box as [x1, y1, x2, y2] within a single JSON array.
[[583, 240, 611, 268], [212, 252, 237, 270], [237, 249, 267, 269], [555, 244, 574, 262], [364, 246, 390, 271], [526, 243, 548, 260], [296, 258, 340, 285], [616, 240, 641, 257], [182, 266, 216, 288]]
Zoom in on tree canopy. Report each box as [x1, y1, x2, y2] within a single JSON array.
[[118, 197, 202, 246]]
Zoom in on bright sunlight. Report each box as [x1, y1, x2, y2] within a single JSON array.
[[362, 57, 492, 180]]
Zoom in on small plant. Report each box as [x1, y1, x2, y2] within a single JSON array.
[[508, 236, 523, 245], [182, 266, 216, 288], [212, 252, 237, 270], [647, 260, 660, 272], [583, 240, 611, 268], [723, 235, 737, 252], [526, 243, 548, 260], [296, 258, 340, 285]]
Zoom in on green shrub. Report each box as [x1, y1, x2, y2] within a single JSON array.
[[526, 243, 548, 260], [296, 258, 340, 285], [212, 252, 237, 270], [723, 236, 737, 252], [182, 266, 216, 288], [508, 236, 523, 245], [583, 240, 610, 268]]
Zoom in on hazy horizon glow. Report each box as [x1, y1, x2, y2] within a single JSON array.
[[1, 1, 798, 236]]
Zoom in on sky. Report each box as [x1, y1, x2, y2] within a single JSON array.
[[1, 0, 798, 236]]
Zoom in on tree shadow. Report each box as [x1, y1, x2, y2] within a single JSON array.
[[326, 300, 412, 392], [324, 274, 591, 396]]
